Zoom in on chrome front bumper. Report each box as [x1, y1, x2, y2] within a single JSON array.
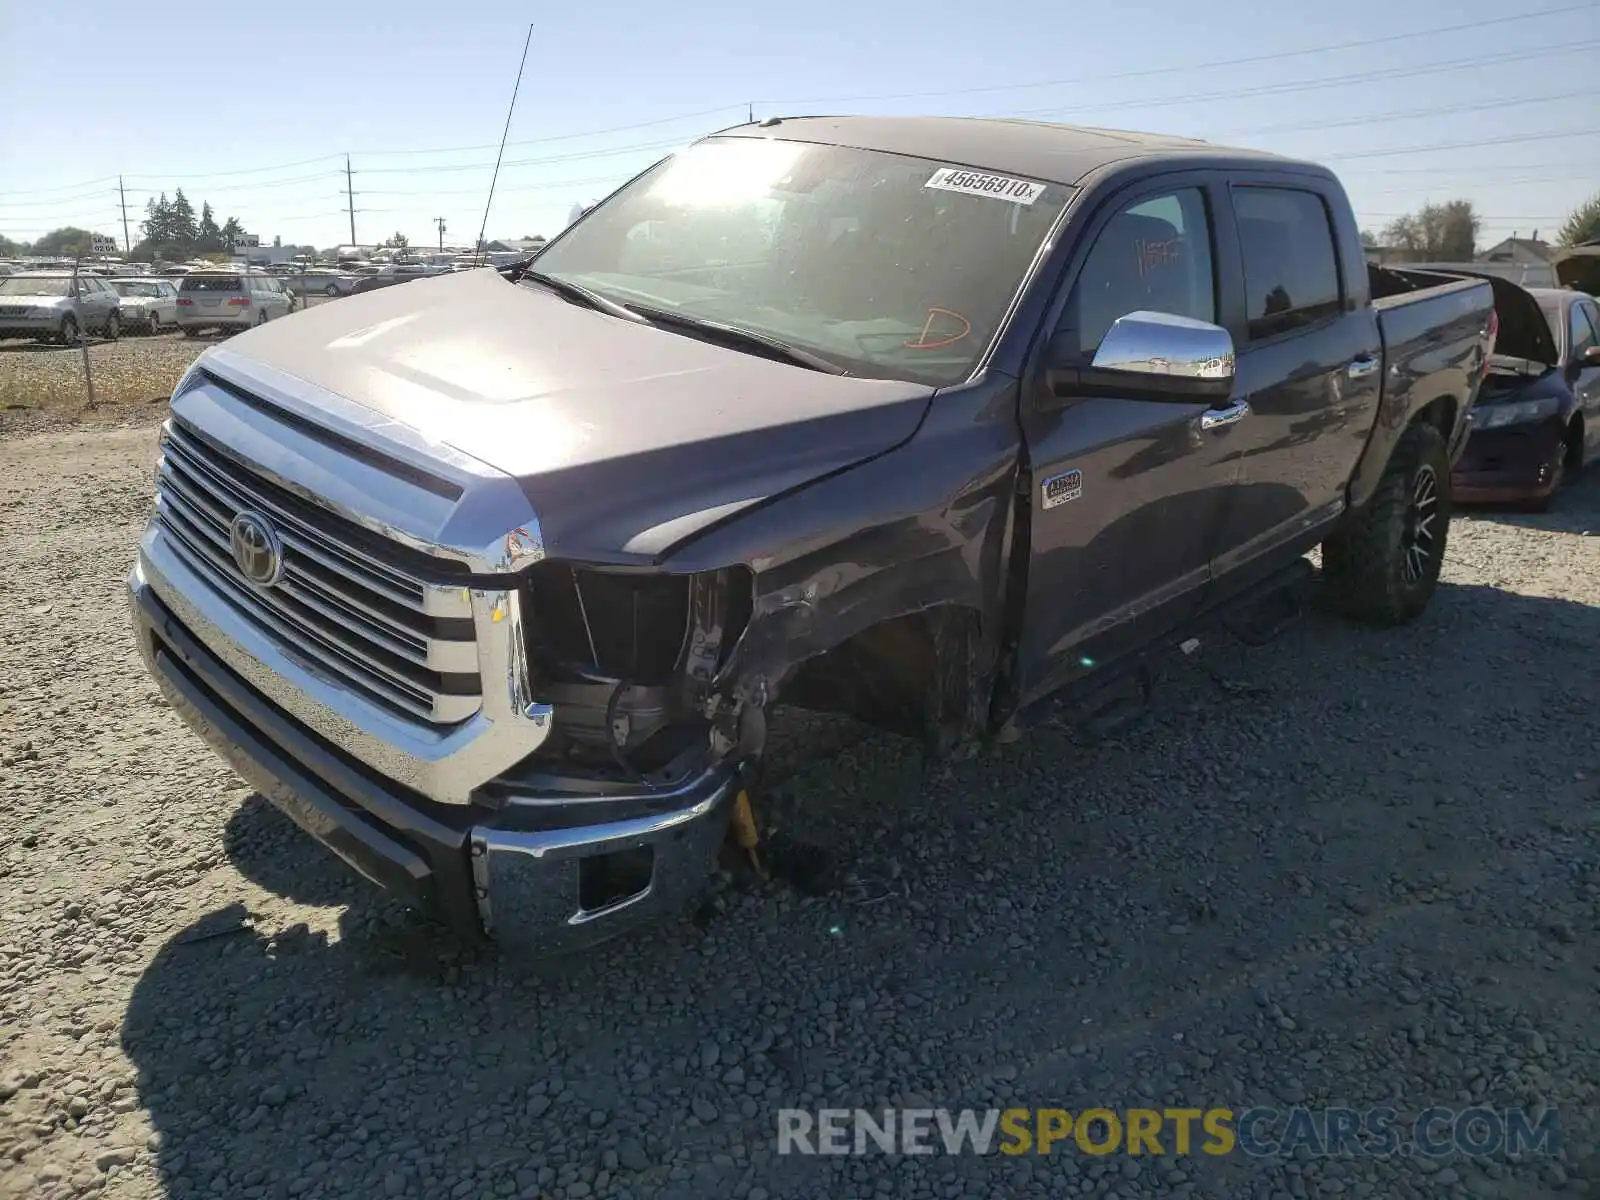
[[130, 562, 740, 952]]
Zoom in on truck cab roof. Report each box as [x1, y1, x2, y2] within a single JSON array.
[[713, 114, 1324, 186]]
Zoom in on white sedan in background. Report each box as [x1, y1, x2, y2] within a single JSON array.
[[110, 278, 180, 334]]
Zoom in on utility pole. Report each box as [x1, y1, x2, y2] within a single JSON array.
[[747, 101, 754, 124], [345, 154, 357, 247], [118, 176, 131, 254], [435, 217, 447, 252]]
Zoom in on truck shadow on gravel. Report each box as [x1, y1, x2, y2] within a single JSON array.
[[120, 574, 1600, 1200]]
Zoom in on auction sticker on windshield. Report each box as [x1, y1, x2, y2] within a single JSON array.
[[925, 167, 1047, 206]]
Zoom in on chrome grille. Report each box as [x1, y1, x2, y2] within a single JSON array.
[[154, 421, 482, 724]]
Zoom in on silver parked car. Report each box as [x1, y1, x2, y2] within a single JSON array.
[[0, 271, 121, 343], [110, 278, 180, 334], [174, 271, 294, 337]]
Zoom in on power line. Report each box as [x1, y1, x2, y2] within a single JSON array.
[[1341, 164, 1585, 177], [994, 42, 1598, 122], [357, 135, 687, 176], [754, 1, 1598, 105], [122, 172, 346, 197], [9, 57, 1591, 203], [1322, 127, 1598, 162], [124, 154, 345, 182], [0, 189, 120, 212], [1210, 89, 1592, 139], [351, 105, 745, 158], [352, 171, 632, 198]]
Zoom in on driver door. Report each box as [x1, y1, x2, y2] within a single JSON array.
[[1016, 179, 1245, 708]]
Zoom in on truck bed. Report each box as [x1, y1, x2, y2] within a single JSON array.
[[1367, 264, 1497, 467]]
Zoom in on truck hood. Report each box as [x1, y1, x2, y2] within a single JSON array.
[[212, 268, 936, 561]]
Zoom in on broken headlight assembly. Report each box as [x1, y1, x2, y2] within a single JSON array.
[[519, 563, 753, 781]]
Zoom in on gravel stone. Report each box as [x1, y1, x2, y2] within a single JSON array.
[[1, 423, 1598, 1200]]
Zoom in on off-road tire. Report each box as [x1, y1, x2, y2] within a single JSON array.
[[1321, 419, 1450, 627]]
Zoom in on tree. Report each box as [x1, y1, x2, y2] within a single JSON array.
[[29, 227, 96, 257], [219, 216, 244, 247], [1382, 200, 1480, 261], [140, 194, 171, 247], [196, 203, 222, 253], [169, 189, 198, 252], [1359, 230, 1378, 248], [385, 231, 410, 249], [0, 234, 25, 256], [1557, 192, 1600, 248]]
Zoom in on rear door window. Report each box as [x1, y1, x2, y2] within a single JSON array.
[[180, 275, 242, 292], [1232, 186, 1343, 340]]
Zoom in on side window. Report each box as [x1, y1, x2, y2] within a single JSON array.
[[1569, 303, 1597, 360], [1058, 187, 1216, 357], [1232, 186, 1343, 341]]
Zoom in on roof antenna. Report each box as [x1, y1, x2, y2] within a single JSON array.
[[475, 23, 535, 268]]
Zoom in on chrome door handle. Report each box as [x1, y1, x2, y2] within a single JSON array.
[[1348, 355, 1380, 379], [1200, 400, 1251, 430]]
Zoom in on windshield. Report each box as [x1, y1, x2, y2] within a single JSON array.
[[113, 281, 162, 298], [1536, 296, 1564, 351], [529, 136, 1071, 385], [0, 276, 73, 297]]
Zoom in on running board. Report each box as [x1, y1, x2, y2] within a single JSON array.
[[1006, 557, 1315, 740]]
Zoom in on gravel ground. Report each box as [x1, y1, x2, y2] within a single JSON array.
[[1, 425, 1598, 1200], [0, 296, 343, 434]]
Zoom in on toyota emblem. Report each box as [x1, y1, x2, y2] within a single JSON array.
[[229, 510, 284, 587]]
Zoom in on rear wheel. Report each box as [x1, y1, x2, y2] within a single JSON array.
[[1321, 420, 1451, 626], [148, 311, 161, 334], [324, 283, 339, 296]]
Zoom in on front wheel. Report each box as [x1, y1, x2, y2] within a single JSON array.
[[148, 312, 161, 334], [57, 314, 79, 345], [1321, 420, 1451, 626], [104, 312, 120, 341], [324, 283, 339, 296]]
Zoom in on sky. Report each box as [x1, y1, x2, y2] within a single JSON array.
[[1, 0, 1596, 254]]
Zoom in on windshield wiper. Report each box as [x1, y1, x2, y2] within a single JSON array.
[[627, 306, 848, 375], [519, 270, 649, 324]]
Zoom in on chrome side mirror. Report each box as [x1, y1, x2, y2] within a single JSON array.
[[1049, 310, 1237, 404], [1088, 310, 1236, 399]]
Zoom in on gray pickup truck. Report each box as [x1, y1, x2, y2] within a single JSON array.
[[128, 116, 1504, 954]]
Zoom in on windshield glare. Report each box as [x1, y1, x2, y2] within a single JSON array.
[[530, 137, 1070, 384], [0, 276, 73, 297]]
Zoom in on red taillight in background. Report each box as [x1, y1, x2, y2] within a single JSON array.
[[226, 296, 251, 307], [176, 297, 193, 306]]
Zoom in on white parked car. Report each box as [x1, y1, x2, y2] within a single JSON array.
[[110, 278, 180, 334], [174, 271, 294, 337], [0, 271, 121, 343]]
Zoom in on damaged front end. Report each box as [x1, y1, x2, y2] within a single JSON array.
[[507, 561, 760, 789], [465, 562, 772, 951]]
